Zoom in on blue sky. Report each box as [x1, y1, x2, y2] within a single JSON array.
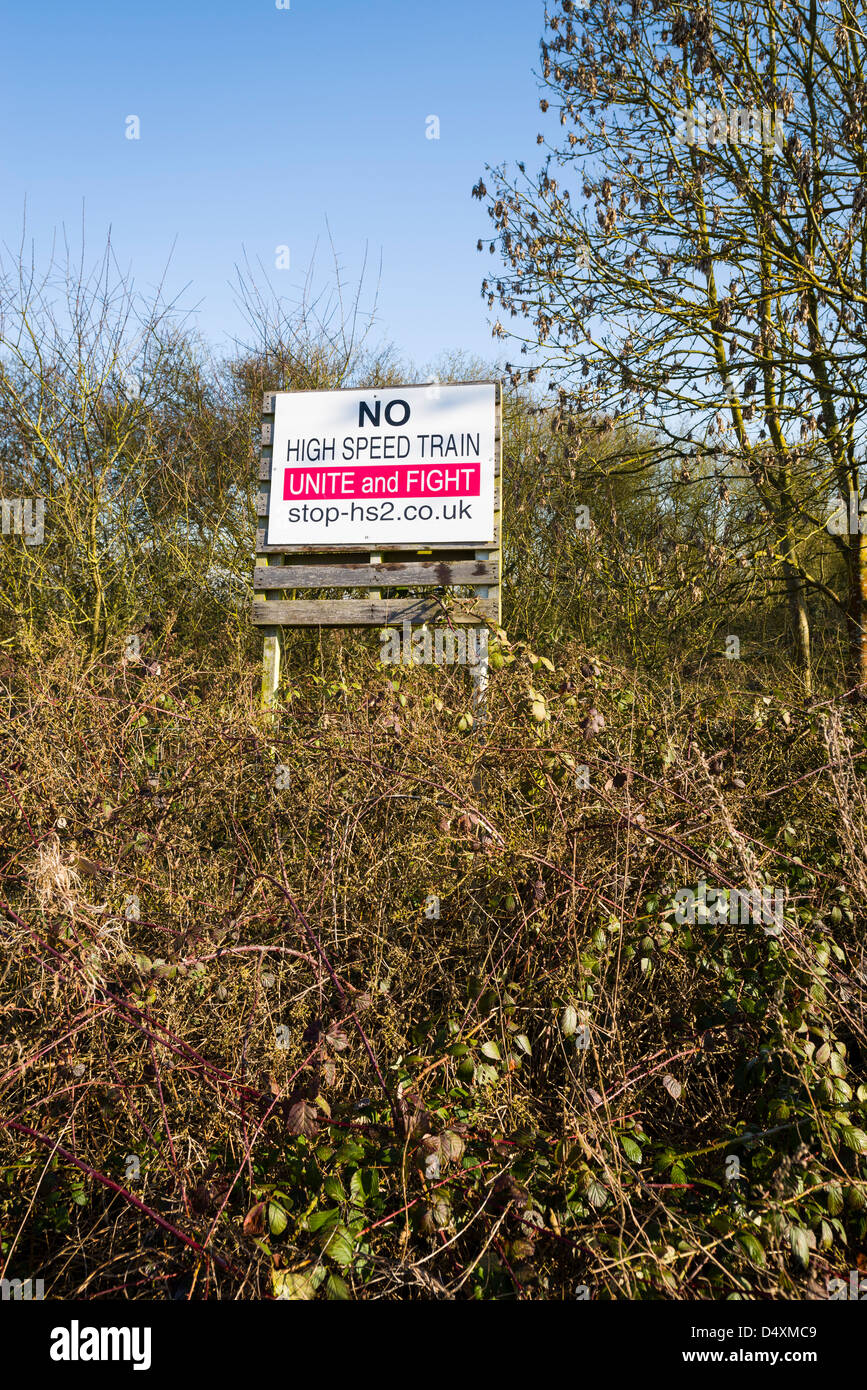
[[0, 0, 546, 371]]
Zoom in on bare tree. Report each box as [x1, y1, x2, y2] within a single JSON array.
[[477, 0, 867, 695]]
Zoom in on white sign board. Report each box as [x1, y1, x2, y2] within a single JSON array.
[[265, 382, 497, 548]]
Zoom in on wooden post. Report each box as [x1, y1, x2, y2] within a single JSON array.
[[368, 552, 383, 601], [257, 394, 283, 709], [369, 551, 388, 652], [260, 560, 284, 708], [471, 547, 491, 738]]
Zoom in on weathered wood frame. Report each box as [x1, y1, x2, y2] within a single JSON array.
[[253, 384, 502, 706]]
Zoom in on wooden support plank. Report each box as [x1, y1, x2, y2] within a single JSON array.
[[258, 547, 477, 563], [254, 544, 498, 561], [252, 559, 499, 590], [251, 597, 499, 627]]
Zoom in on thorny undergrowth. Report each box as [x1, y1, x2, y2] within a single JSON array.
[[1, 633, 866, 1300]]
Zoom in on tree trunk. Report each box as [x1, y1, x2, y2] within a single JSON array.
[[845, 520, 867, 700], [782, 561, 812, 697]]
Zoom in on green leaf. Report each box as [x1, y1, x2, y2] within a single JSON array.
[[272, 1270, 315, 1300], [349, 1168, 379, 1206], [828, 1050, 850, 1084], [737, 1231, 766, 1266], [323, 1175, 344, 1203], [586, 1179, 609, 1209], [618, 1134, 642, 1163], [267, 1202, 288, 1236], [842, 1127, 867, 1154], [825, 1183, 844, 1216], [789, 1226, 810, 1268], [308, 1207, 341, 1233], [439, 1130, 466, 1164], [334, 1140, 366, 1165], [326, 1273, 351, 1300], [515, 1033, 532, 1055], [480, 1040, 501, 1060], [320, 1222, 356, 1267]]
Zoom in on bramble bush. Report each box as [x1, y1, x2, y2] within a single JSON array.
[[1, 626, 865, 1299]]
